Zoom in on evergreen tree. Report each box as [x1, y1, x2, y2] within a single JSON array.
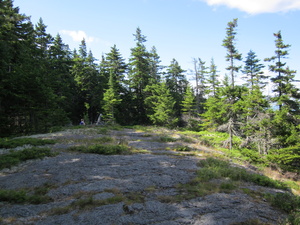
[[149, 46, 163, 84], [0, 0, 36, 135], [103, 70, 122, 124], [0, 1, 64, 134], [128, 27, 151, 124], [105, 45, 128, 124], [144, 82, 177, 127], [193, 58, 207, 114], [71, 40, 101, 123], [265, 31, 300, 112], [181, 85, 195, 117], [207, 58, 220, 97], [34, 18, 53, 54], [222, 18, 242, 88], [242, 50, 267, 90], [48, 34, 75, 124], [165, 58, 188, 119]]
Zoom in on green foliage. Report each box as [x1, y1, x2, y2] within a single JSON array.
[[68, 144, 131, 155], [0, 147, 56, 170], [267, 145, 300, 172], [0, 138, 56, 149], [196, 131, 242, 148], [265, 192, 300, 213]]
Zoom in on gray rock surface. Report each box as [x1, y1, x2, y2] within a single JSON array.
[[0, 128, 287, 224]]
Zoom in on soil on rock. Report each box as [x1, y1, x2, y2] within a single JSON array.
[[0, 128, 288, 225]]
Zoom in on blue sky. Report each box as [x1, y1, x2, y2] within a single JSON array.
[[14, 0, 300, 88]]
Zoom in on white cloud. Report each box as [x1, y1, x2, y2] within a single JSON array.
[[60, 30, 96, 43], [202, 0, 300, 14]]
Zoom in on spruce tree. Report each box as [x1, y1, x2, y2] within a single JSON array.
[[242, 50, 267, 90], [128, 27, 151, 124], [222, 18, 242, 88], [144, 82, 177, 127], [207, 58, 220, 97], [265, 31, 300, 112], [105, 45, 128, 124]]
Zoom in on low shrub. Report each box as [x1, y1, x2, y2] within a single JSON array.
[[267, 145, 300, 173], [158, 136, 177, 142], [0, 147, 56, 170], [197, 158, 287, 189], [265, 192, 300, 213], [0, 189, 52, 204], [68, 144, 131, 155], [239, 148, 267, 164]]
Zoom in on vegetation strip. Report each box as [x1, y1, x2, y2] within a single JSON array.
[[0, 147, 57, 170]]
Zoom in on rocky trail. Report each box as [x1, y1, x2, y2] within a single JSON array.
[[0, 127, 288, 224]]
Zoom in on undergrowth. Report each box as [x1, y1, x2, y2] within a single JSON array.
[[174, 157, 289, 204]]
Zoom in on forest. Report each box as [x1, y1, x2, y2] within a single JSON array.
[[0, 0, 299, 173]]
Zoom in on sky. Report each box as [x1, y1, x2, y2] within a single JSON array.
[[14, 0, 300, 90]]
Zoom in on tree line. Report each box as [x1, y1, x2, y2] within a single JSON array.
[[1, 1, 299, 170]]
